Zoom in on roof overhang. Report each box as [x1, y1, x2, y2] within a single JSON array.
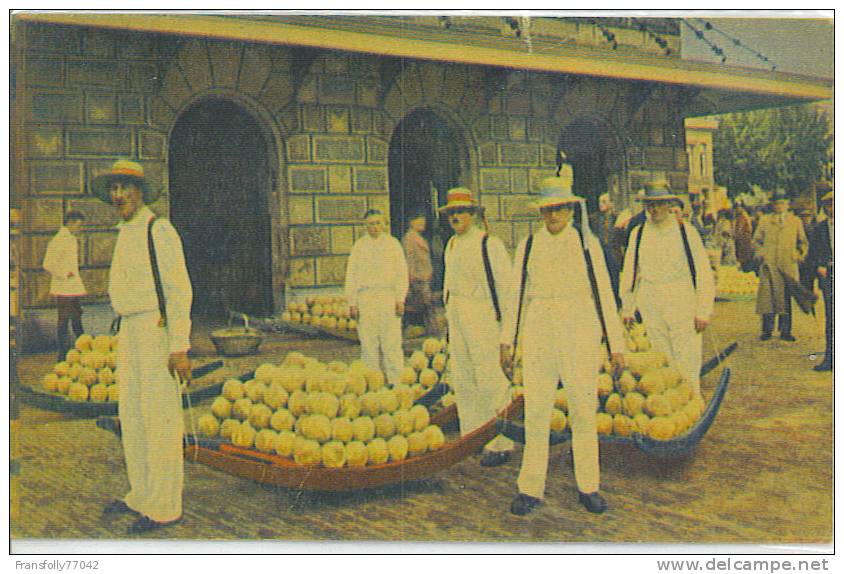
[[14, 12, 832, 114]]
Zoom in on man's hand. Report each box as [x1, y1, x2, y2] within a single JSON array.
[[818, 266, 828, 279], [500, 344, 514, 379], [622, 315, 636, 326], [349, 305, 359, 320], [395, 301, 405, 317], [66, 272, 75, 278], [610, 352, 625, 376], [694, 316, 710, 333], [168, 351, 192, 385]]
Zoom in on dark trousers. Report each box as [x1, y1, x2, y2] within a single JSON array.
[[56, 296, 84, 360], [762, 285, 793, 336], [820, 265, 833, 366]]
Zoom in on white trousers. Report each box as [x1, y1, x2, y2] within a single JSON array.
[[358, 290, 404, 386], [638, 283, 702, 397], [117, 310, 184, 522], [446, 297, 513, 453], [519, 300, 602, 498]]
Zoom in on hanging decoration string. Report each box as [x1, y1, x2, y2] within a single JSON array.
[[682, 19, 727, 64], [632, 18, 672, 55], [591, 19, 618, 50], [696, 19, 777, 71]]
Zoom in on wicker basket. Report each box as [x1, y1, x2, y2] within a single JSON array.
[[210, 314, 263, 357]]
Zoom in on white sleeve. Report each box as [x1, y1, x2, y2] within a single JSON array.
[[392, 238, 409, 303], [686, 225, 715, 320], [500, 237, 527, 347], [589, 235, 624, 355], [344, 242, 361, 307], [43, 233, 72, 279], [620, 224, 640, 318], [488, 236, 514, 325], [153, 220, 193, 354]]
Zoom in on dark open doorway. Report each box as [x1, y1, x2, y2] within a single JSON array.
[[388, 109, 468, 289], [169, 98, 274, 318], [558, 117, 625, 214]]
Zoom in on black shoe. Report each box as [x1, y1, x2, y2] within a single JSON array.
[[578, 491, 608, 514], [760, 332, 772, 341], [780, 333, 796, 342], [813, 362, 832, 372], [510, 493, 541, 516], [480, 451, 511, 467], [103, 500, 136, 517], [127, 515, 180, 534]]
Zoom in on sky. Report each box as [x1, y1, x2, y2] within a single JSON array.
[[680, 15, 833, 79]]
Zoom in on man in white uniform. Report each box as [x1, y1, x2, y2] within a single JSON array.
[[500, 171, 624, 515], [620, 180, 715, 398], [440, 188, 514, 467], [43, 211, 87, 360], [345, 209, 409, 386], [92, 159, 193, 534]]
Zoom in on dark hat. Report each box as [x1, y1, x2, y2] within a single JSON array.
[[91, 159, 158, 204], [770, 189, 790, 202], [637, 179, 680, 202]]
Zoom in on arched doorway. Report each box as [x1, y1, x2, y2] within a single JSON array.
[[169, 98, 275, 318], [388, 109, 469, 289], [558, 117, 625, 213]]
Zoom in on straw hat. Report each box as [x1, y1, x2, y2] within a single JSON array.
[[91, 159, 157, 204], [438, 187, 478, 213], [531, 164, 583, 209], [636, 179, 680, 202]]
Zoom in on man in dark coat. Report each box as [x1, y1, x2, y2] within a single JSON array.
[[808, 190, 833, 371]]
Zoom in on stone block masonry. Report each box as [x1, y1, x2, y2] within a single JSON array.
[[18, 23, 168, 317], [14, 20, 694, 335]]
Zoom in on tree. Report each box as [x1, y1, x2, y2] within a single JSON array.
[[713, 104, 832, 198]]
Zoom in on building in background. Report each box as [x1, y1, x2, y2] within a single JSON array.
[[10, 13, 832, 350], [685, 116, 719, 209]]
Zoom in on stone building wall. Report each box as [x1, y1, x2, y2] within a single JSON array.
[[14, 21, 692, 349], [17, 24, 173, 341]]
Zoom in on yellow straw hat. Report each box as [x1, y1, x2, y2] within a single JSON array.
[[91, 159, 157, 204], [438, 187, 478, 213]]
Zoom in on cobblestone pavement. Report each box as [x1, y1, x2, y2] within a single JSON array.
[[10, 301, 832, 545]]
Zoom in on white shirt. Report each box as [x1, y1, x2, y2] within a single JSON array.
[[108, 206, 193, 353], [620, 219, 715, 320], [500, 225, 624, 352], [43, 226, 86, 296], [443, 225, 514, 313], [344, 232, 409, 307]]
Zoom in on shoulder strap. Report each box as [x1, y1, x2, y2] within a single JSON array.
[[511, 234, 534, 351], [632, 222, 645, 288], [679, 221, 697, 289], [147, 217, 168, 327], [481, 234, 501, 322], [576, 225, 612, 358], [443, 236, 454, 306]]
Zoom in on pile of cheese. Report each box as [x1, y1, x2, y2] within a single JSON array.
[[197, 353, 446, 467], [510, 324, 706, 441], [716, 265, 759, 298], [41, 334, 119, 402], [282, 296, 357, 332]]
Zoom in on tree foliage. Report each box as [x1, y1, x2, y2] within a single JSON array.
[[712, 104, 832, 197]]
